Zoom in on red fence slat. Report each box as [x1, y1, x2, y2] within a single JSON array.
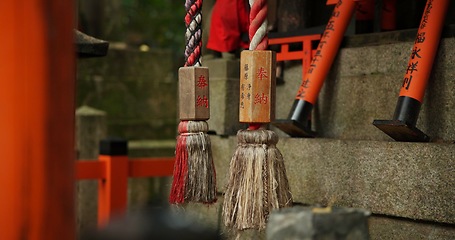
[[76, 160, 106, 180]]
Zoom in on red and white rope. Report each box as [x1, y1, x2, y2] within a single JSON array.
[[248, 0, 268, 51], [184, 0, 203, 66]]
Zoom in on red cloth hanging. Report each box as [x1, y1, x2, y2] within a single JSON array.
[[207, 0, 250, 52]]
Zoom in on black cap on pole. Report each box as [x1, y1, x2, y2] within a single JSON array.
[[99, 137, 128, 156], [273, 99, 315, 138], [373, 96, 429, 142]]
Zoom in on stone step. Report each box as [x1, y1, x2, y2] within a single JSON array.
[[205, 30, 455, 141], [185, 197, 455, 240], [211, 136, 455, 225], [275, 37, 455, 141]]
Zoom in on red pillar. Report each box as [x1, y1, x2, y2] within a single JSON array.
[[0, 0, 75, 239], [97, 138, 129, 227]]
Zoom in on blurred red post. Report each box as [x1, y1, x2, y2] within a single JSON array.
[[97, 155, 129, 227], [0, 0, 75, 239], [97, 139, 129, 227]]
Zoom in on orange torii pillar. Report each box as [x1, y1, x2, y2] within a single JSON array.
[[0, 0, 76, 240]]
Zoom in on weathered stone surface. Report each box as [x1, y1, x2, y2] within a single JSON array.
[[183, 195, 455, 240], [182, 197, 222, 232], [205, 58, 247, 135], [75, 106, 107, 236], [77, 48, 177, 140], [184, 195, 265, 240], [276, 38, 455, 141], [76, 106, 107, 159], [369, 216, 455, 240], [266, 207, 370, 240], [211, 136, 455, 225], [127, 139, 174, 210]]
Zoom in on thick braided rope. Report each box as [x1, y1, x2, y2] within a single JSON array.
[[249, 0, 268, 50], [184, 0, 202, 67]]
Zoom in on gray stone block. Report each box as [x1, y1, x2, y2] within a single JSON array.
[[338, 46, 379, 77], [433, 38, 455, 71], [77, 48, 177, 140], [210, 136, 455, 225], [127, 140, 174, 210], [374, 41, 411, 75], [184, 195, 265, 240], [75, 106, 107, 236], [276, 38, 455, 141], [266, 207, 370, 240], [369, 216, 455, 240], [205, 58, 247, 136]]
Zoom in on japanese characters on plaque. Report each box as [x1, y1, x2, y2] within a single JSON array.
[[239, 50, 275, 123], [296, 0, 342, 100], [178, 67, 210, 120], [402, 0, 432, 91], [196, 74, 209, 108]]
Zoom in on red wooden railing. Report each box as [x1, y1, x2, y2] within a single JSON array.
[[76, 151, 174, 227], [269, 35, 321, 80]]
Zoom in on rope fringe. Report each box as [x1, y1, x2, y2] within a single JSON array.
[[170, 121, 217, 204], [223, 130, 292, 230]]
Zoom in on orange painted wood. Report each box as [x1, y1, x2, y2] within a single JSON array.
[[97, 155, 128, 227], [0, 0, 75, 239], [128, 157, 175, 177], [75, 156, 173, 226], [398, 0, 448, 102], [296, 0, 356, 104], [179, 66, 210, 120], [268, 34, 321, 81], [76, 161, 107, 179], [239, 50, 276, 123]]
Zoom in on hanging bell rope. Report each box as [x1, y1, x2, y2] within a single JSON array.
[[248, 0, 268, 51], [170, 0, 217, 204], [184, 0, 202, 67], [222, 0, 292, 231]]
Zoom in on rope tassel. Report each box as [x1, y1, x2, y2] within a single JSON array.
[[170, 121, 216, 204], [222, 0, 292, 230], [223, 129, 292, 230], [169, 0, 216, 204]]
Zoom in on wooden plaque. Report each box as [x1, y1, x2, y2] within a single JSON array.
[[239, 50, 276, 123], [179, 66, 210, 120]]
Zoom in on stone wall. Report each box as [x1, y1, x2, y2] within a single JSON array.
[[77, 47, 178, 140]]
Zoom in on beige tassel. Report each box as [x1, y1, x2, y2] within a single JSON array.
[[223, 129, 292, 230], [184, 121, 217, 203]]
